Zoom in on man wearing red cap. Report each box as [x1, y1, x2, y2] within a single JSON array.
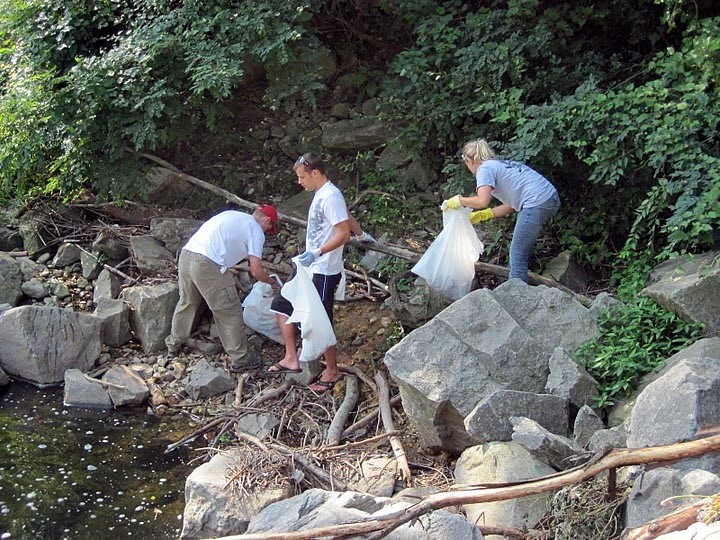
[[165, 205, 279, 371]]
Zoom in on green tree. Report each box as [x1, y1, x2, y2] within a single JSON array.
[[379, 0, 719, 289], [0, 0, 329, 202]]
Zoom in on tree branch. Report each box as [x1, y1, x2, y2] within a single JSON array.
[[212, 434, 720, 540], [325, 375, 359, 446]]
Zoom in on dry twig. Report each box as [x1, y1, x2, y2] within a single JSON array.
[[341, 395, 402, 440], [374, 371, 411, 483]]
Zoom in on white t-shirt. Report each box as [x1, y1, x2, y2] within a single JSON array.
[[476, 159, 557, 211], [183, 210, 265, 271], [306, 181, 349, 275]]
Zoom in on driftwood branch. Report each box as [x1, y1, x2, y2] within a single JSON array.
[[320, 431, 398, 454], [326, 375, 359, 446], [621, 499, 708, 540], [214, 434, 720, 540], [74, 244, 136, 284], [374, 371, 411, 483], [134, 149, 307, 229], [339, 365, 377, 393], [233, 373, 249, 409], [341, 395, 402, 440], [83, 373, 125, 390]]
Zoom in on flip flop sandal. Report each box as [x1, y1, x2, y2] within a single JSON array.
[[309, 375, 344, 393], [266, 362, 303, 374]]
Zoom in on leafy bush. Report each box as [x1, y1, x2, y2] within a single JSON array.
[[0, 0, 330, 201], [575, 297, 705, 408], [379, 0, 719, 288]]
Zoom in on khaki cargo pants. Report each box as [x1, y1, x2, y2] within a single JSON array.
[[165, 249, 248, 362]]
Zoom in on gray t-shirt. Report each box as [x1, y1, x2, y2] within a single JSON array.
[[475, 160, 557, 211]]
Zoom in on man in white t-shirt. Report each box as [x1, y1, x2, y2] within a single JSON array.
[[165, 205, 279, 371], [269, 153, 366, 392]]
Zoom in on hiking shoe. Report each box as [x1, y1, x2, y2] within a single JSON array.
[[229, 351, 261, 372]]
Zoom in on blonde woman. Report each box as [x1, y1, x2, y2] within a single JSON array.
[[443, 139, 560, 282]]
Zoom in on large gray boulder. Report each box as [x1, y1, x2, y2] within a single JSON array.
[[321, 117, 394, 151], [492, 280, 599, 354], [102, 365, 150, 407], [93, 297, 132, 347], [149, 217, 202, 256], [510, 416, 582, 470], [544, 347, 599, 409], [185, 359, 235, 400], [454, 442, 554, 534], [384, 280, 599, 453], [120, 282, 178, 353], [93, 268, 122, 302], [244, 488, 483, 540], [465, 390, 569, 443], [642, 251, 720, 335], [129, 235, 175, 275], [542, 250, 589, 293], [181, 449, 292, 539], [0, 253, 23, 306], [0, 305, 102, 385], [627, 356, 720, 472], [51, 243, 81, 267], [63, 368, 112, 409], [0, 226, 23, 251]]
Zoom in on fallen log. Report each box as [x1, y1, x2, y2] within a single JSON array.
[[212, 434, 720, 540]]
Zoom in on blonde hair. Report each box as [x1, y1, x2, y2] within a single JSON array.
[[462, 139, 496, 164]]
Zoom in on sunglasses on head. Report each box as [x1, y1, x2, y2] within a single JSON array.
[[296, 156, 310, 167]]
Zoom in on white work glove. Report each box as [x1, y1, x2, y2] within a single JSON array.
[[355, 231, 376, 243]]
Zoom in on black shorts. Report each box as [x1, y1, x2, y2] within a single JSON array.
[[270, 270, 342, 324]]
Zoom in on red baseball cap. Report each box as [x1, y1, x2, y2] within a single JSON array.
[[258, 204, 278, 234]]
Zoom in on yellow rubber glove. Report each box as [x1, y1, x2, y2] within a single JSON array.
[[469, 208, 494, 224], [442, 195, 462, 210]]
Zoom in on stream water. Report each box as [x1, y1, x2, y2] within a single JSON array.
[[0, 382, 196, 540]]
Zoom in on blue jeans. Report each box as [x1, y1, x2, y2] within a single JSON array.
[[509, 192, 560, 282]]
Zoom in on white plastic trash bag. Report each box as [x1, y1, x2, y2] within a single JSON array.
[[282, 257, 337, 362], [334, 268, 346, 301], [242, 282, 283, 344], [411, 207, 484, 300]]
